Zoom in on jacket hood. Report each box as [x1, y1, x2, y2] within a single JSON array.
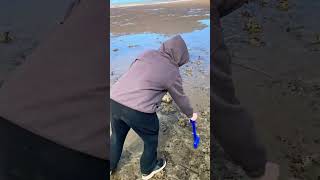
[[159, 35, 190, 67]]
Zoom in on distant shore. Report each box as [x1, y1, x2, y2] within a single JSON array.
[[111, 0, 194, 8]]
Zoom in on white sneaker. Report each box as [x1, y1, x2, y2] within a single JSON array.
[[141, 159, 166, 180]]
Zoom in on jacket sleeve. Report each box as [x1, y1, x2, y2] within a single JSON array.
[[167, 73, 193, 118], [216, 0, 248, 17]]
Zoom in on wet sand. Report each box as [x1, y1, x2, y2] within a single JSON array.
[[0, 0, 74, 83], [111, 0, 209, 35], [110, 0, 210, 179], [214, 0, 320, 179]]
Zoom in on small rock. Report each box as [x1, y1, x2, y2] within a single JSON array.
[[244, 19, 262, 34], [278, 0, 289, 11], [185, 68, 193, 76], [260, 0, 269, 7], [112, 48, 119, 52], [160, 122, 168, 133], [162, 93, 173, 104], [195, 60, 202, 65], [177, 118, 187, 128], [128, 44, 139, 48], [249, 37, 265, 47], [0, 31, 13, 43]]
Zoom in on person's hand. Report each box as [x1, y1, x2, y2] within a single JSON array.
[[190, 113, 198, 121]]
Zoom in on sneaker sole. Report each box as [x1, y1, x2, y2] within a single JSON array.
[[141, 160, 167, 180]]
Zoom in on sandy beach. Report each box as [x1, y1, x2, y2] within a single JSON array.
[[110, 0, 210, 179], [111, 0, 209, 35], [213, 0, 320, 179], [0, 0, 74, 84]]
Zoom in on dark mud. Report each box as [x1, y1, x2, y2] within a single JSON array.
[[214, 0, 320, 179]]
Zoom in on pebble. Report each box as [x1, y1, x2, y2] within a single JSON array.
[[278, 0, 289, 11], [0, 31, 13, 43], [162, 93, 173, 104], [244, 19, 262, 34], [177, 118, 187, 128]]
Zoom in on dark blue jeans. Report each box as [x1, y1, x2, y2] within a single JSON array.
[[110, 100, 159, 174]]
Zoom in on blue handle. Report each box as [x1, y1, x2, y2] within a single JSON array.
[[191, 120, 197, 139], [190, 120, 200, 149]]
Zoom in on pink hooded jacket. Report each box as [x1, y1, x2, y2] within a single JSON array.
[[111, 35, 193, 117]]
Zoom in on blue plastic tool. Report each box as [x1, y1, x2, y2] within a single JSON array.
[[190, 119, 200, 149]]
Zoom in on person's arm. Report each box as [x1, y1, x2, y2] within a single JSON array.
[[167, 73, 193, 118], [216, 0, 248, 17]]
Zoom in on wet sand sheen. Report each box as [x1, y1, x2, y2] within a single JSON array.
[[110, 0, 209, 35]]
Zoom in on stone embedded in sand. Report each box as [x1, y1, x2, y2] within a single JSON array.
[[153, 170, 165, 179], [195, 60, 202, 65], [160, 121, 168, 133], [162, 93, 173, 104], [177, 118, 187, 128], [0, 32, 13, 44], [128, 44, 139, 48], [185, 68, 193, 76], [201, 110, 209, 117], [249, 37, 265, 47], [260, 0, 269, 7], [277, 0, 289, 11], [244, 19, 262, 34], [160, 103, 176, 114]]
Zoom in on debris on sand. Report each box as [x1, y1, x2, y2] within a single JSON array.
[[277, 0, 289, 11], [162, 93, 173, 104], [177, 118, 187, 128], [276, 133, 320, 179], [193, 57, 203, 65], [185, 68, 193, 77], [244, 19, 263, 34], [0, 31, 13, 44], [160, 95, 176, 114], [161, 105, 176, 114], [249, 36, 265, 47], [128, 44, 139, 48], [259, 0, 269, 7]]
